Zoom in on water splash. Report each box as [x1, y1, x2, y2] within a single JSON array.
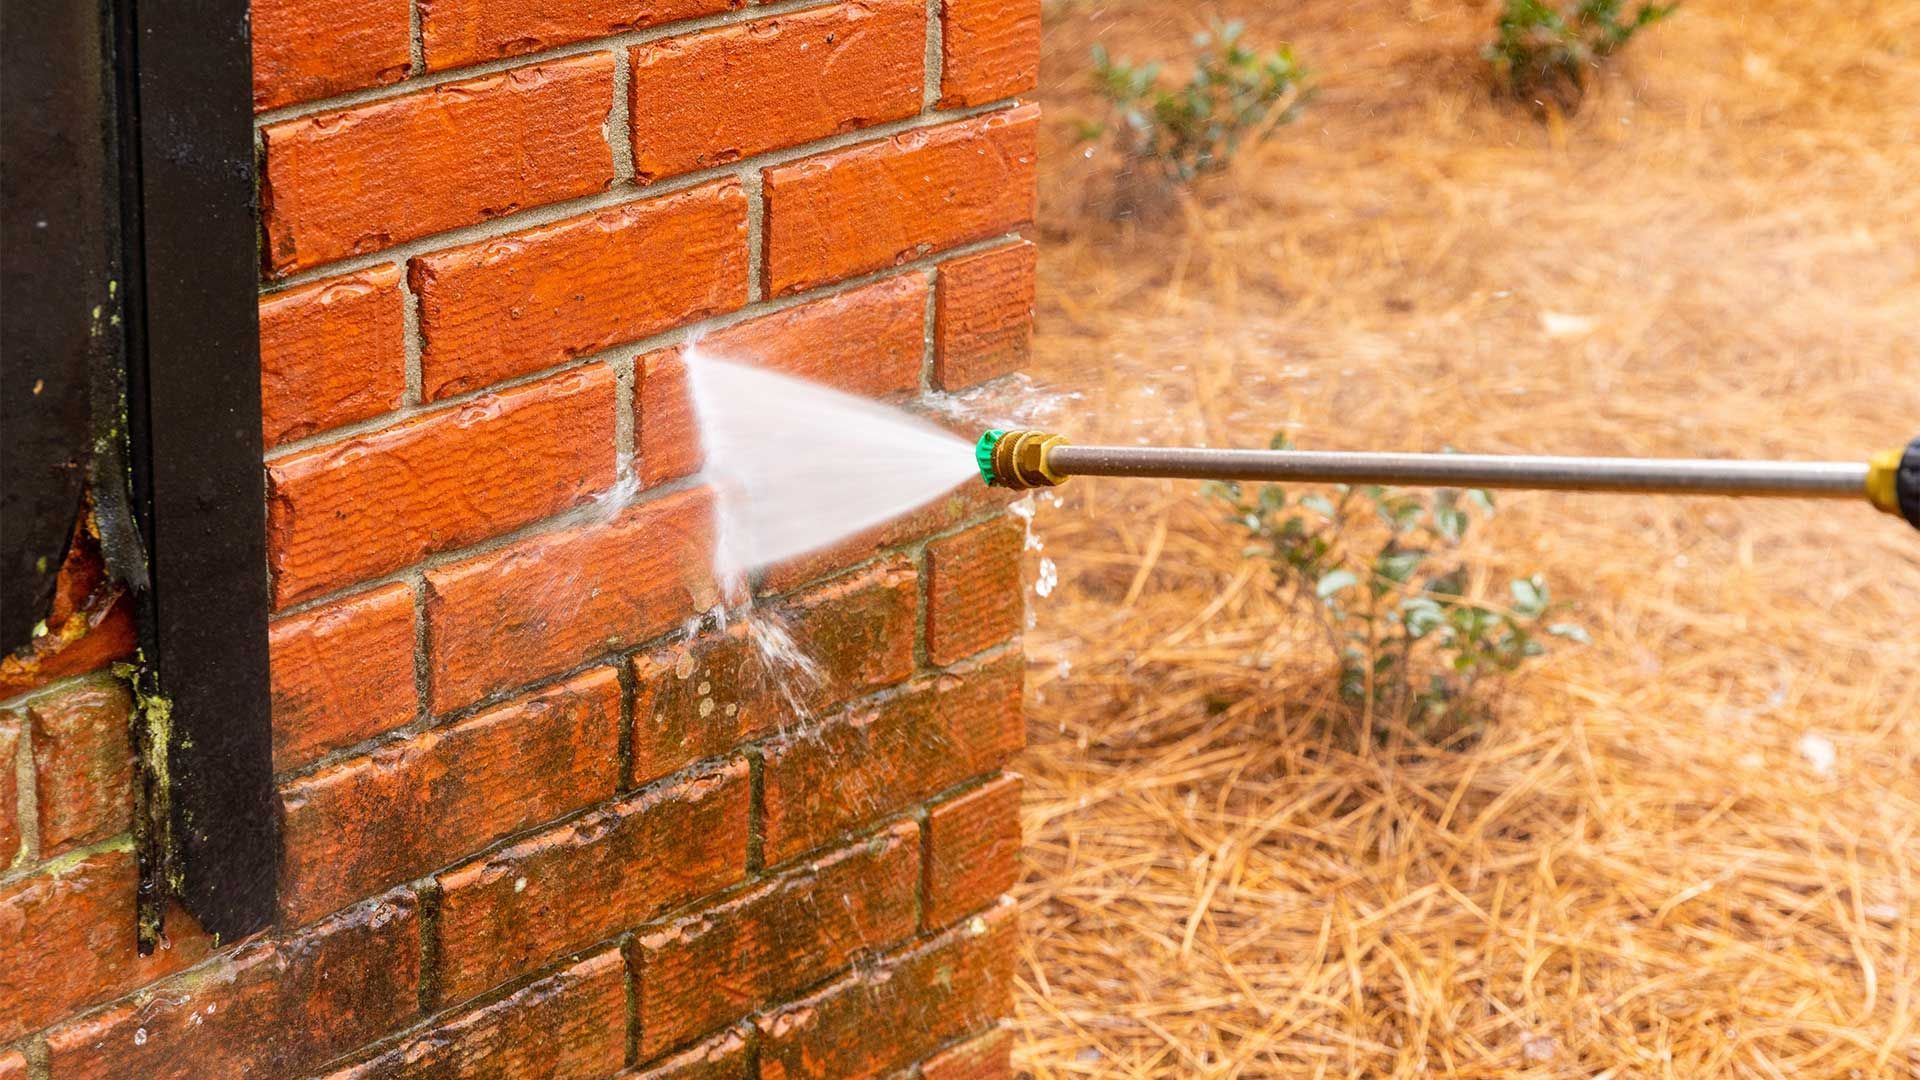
[[684, 349, 980, 579], [920, 371, 1079, 430]]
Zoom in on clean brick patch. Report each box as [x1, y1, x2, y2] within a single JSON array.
[[762, 105, 1039, 296], [257, 264, 408, 447], [936, 240, 1037, 390], [937, 0, 1042, 108], [252, 0, 411, 110], [412, 181, 749, 400], [628, 0, 925, 182], [421, 0, 740, 71], [699, 273, 929, 397], [425, 485, 718, 713], [269, 581, 418, 772], [260, 54, 617, 275], [266, 364, 619, 608]]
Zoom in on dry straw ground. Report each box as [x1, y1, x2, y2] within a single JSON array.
[[1010, 1, 1920, 1076]]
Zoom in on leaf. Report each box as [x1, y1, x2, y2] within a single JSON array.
[[1509, 575, 1547, 615], [1376, 550, 1425, 583], [1300, 494, 1336, 517], [1315, 569, 1358, 598], [1401, 597, 1445, 638], [1548, 622, 1592, 644]]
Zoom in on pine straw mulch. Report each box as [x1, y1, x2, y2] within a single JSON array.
[[1007, 1, 1920, 1076]]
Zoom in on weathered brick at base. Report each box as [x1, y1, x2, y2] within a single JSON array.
[[920, 1026, 1018, 1080], [434, 760, 752, 1005], [46, 892, 421, 1080], [756, 902, 1018, 1080], [322, 951, 628, 1079], [632, 822, 921, 1057]]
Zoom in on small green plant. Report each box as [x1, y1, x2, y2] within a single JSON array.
[[1084, 20, 1307, 185], [1484, 0, 1677, 101], [1208, 435, 1587, 738]]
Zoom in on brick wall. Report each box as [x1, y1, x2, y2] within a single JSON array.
[[1, 1, 1038, 1076]]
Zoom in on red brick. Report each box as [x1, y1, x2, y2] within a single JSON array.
[[413, 181, 749, 400], [0, 720, 18, 867], [934, 241, 1034, 390], [762, 106, 1038, 296], [0, 1049, 22, 1080], [636, 273, 930, 489], [697, 273, 928, 398], [924, 774, 1021, 928], [28, 679, 133, 857], [629, 556, 916, 784], [937, 0, 1040, 108], [630, 1028, 751, 1080], [324, 951, 627, 1080], [756, 902, 1016, 1080], [435, 760, 749, 1004], [425, 486, 717, 713], [628, 1, 924, 183], [0, 849, 213, 1043], [0, 590, 137, 702], [760, 654, 1023, 864], [261, 55, 617, 275], [270, 582, 418, 773], [421, 0, 740, 71], [267, 365, 619, 608], [758, 484, 1011, 595], [632, 822, 920, 1056], [47, 891, 419, 1080], [636, 348, 702, 487], [253, 0, 411, 111], [920, 1026, 1015, 1080], [259, 264, 408, 448], [924, 516, 1024, 666], [279, 668, 621, 925]]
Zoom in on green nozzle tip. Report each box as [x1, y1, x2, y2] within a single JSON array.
[[976, 430, 1005, 486]]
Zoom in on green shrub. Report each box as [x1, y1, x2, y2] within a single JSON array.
[[1084, 20, 1307, 185], [1485, 0, 1677, 101], [1208, 436, 1586, 739]]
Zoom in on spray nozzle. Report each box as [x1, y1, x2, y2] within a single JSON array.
[[978, 429, 1070, 490]]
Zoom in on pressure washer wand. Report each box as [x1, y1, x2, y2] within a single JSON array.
[[977, 430, 1920, 530]]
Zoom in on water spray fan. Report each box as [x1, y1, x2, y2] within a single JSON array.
[[977, 429, 1920, 531]]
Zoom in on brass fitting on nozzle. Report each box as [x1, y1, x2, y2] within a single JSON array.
[[977, 429, 1070, 490], [1865, 436, 1920, 528]]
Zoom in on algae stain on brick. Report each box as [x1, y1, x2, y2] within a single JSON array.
[[116, 656, 186, 951]]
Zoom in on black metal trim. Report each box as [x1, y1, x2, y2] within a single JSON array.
[[122, 0, 278, 940]]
